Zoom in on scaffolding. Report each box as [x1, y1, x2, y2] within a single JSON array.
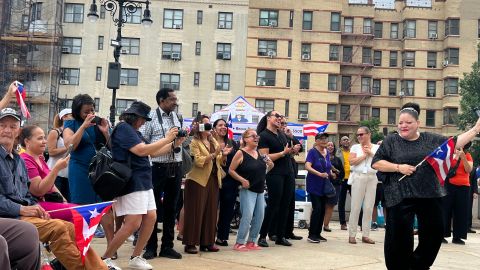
[[0, 0, 63, 130]]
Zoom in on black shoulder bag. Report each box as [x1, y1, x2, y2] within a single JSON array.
[[444, 158, 461, 186]]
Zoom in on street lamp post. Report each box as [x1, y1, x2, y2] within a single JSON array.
[[87, 0, 152, 126]]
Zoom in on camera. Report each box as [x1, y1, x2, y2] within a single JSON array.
[[199, 123, 212, 132], [91, 116, 102, 125], [177, 129, 188, 137]]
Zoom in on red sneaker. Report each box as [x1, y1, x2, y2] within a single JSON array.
[[246, 242, 262, 250], [233, 243, 249, 251]]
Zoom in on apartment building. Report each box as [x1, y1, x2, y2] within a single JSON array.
[[59, 0, 248, 119], [246, 0, 480, 145]]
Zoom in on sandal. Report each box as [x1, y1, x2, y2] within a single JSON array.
[[348, 237, 357, 244], [361, 237, 375, 244], [111, 252, 118, 260]]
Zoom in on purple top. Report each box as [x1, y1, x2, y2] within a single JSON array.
[[306, 147, 331, 196], [20, 152, 54, 194]]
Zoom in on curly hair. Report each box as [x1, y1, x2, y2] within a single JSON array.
[[71, 94, 95, 122]]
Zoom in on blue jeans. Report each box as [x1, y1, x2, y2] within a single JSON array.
[[236, 189, 265, 244]]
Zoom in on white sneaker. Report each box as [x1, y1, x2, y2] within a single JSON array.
[[129, 256, 153, 270], [103, 258, 122, 270]]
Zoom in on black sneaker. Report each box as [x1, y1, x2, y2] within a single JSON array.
[[258, 238, 269, 247], [286, 234, 303, 240], [275, 237, 292, 246], [318, 235, 327, 242], [307, 236, 320, 243], [142, 250, 157, 260], [452, 238, 465, 245], [467, 228, 476, 234], [159, 248, 182, 259]]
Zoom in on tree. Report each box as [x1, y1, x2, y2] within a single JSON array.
[[358, 118, 384, 144]]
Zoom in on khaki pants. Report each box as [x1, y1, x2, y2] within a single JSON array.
[[22, 217, 107, 270], [348, 172, 378, 238]]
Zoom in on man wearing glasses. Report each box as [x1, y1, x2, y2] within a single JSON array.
[[337, 136, 351, 230]]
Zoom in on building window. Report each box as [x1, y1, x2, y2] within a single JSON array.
[[289, 11, 294, 28], [342, 46, 352, 63], [256, 70, 276, 86], [255, 99, 274, 113], [197, 10, 203, 24], [389, 51, 398, 67], [60, 68, 80, 85], [388, 109, 396, 124], [403, 20, 416, 38], [330, 12, 340, 31], [31, 2, 42, 20], [303, 11, 312, 30], [444, 78, 459, 94], [195, 41, 201, 55], [390, 23, 398, 39], [259, 10, 278, 27], [300, 73, 310, 90], [214, 104, 227, 112], [372, 107, 380, 119], [328, 75, 337, 91], [285, 99, 289, 117], [301, 43, 311, 59], [116, 99, 135, 115], [426, 110, 435, 127], [122, 7, 141, 24], [120, 38, 140, 55], [95, 67, 102, 81], [403, 51, 415, 67], [100, 5, 105, 19], [288, 41, 292, 57], [258, 40, 277, 56], [64, 3, 84, 23], [298, 103, 309, 119], [94, 98, 100, 112], [340, 105, 350, 121], [445, 48, 459, 65], [193, 72, 200, 86], [374, 22, 383, 38], [341, 76, 351, 92], [216, 43, 231, 60], [360, 106, 370, 121], [286, 70, 291, 87], [218, 12, 233, 29], [362, 47, 371, 64], [62, 37, 82, 54], [388, 80, 397, 96], [427, 81, 436, 97], [160, 73, 180, 90], [361, 77, 371, 93], [428, 21, 438, 38], [98, 36, 104, 50], [364, 18, 372, 34], [163, 9, 183, 28], [192, 103, 198, 117], [344, 17, 353, 33], [329, 45, 339, 61], [372, 79, 381, 95], [445, 19, 460, 36], [373, 51, 382, 66], [427, 51, 437, 68], [327, 104, 337, 121], [402, 80, 415, 96], [215, 73, 230, 91], [120, 69, 138, 86], [443, 108, 458, 125], [161, 43, 182, 59]]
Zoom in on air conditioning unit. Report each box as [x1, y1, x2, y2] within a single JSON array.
[[443, 60, 449, 67], [258, 80, 266, 86], [429, 33, 438, 39], [405, 60, 414, 66], [171, 52, 181, 60], [61, 47, 71, 54], [59, 79, 69, 85], [120, 49, 129, 54], [399, 90, 405, 97], [302, 53, 311, 60], [173, 24, 182, 29], [218, 22, 225, 29], [120, 79, 128, 85], [222, 52, 231, 60], [298, 113, 309, 120], [267, 50, 276, 58], [268, 21, 277, 27]]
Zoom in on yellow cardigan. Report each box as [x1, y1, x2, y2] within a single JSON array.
[[186, 137, 225, 188]]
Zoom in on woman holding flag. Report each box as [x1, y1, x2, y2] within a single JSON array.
[[372, 102, 480, 270]]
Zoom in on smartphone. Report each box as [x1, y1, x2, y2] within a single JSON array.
[[91, 116, 101, 125], [65, 144, 73, 156]]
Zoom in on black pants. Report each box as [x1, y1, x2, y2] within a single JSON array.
[[468, 187, 475, 229], [270, 177, 296, 238], [260, 174, 295, 239], [146, 163, 182, 252], [308, 194, 326, 238], [55, 176, 70, 202], [443, 184, 469, 239], [338, 180, 351, 225], [216, 177, 239, 241], [385, 198, 444, 270]]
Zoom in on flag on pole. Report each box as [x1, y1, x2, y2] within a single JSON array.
[[425, 137, 455, 186], [70, 201, 113, 263], [227, 113, 234, 139], [14, 81, 30, 119], [302, 121, 329, 136]]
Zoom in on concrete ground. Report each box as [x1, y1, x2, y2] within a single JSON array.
[[91, 222, 480, 270]]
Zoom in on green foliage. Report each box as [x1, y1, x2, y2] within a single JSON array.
[[358, 118, 384, 144]]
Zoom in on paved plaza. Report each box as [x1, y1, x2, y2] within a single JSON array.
[[91, 222, 480, 270]]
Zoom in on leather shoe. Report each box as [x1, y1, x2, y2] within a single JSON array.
[[452, 238, 465, 245], [361, 237, 375, 244], [341, 224, 347, 230], [323, 226, 332, 232], [257, 238, 269, 247], [159, 248, 182, 259], [275, 237, 292, 246], [184, 245, 198, 254], [142, 250, 157, 260], [200, 245, 220, 252], [467, 228, 477, 233], [286, 234, 303, 240], [348, 237, 357, 244], [215, 239, 228, 246]]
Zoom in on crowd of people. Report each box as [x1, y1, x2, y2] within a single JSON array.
[[0, 81, 480, 270]]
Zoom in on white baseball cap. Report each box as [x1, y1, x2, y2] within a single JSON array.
[[58, 108, 72, 119]]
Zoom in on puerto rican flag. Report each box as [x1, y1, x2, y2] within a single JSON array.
[[70, 202, 113, 263], [425, 137, 455, 186], [302, 121, 329, 136], [227, 113, 234, 139], [14, 81, 31, 119]]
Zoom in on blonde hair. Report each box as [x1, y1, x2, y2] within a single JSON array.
[[53, 113, 63, 129], [240, 128, 256, 147]]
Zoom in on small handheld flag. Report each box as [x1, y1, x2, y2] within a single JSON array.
[[227, 113, 234, 139], [14, 81, 30, 119], [302, 121, 329, 136], [425, 137, 455, 186]]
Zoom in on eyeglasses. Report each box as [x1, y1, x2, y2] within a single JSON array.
[[245, 135, 260, 139], [356, 133, 367, 137], [280, 122, 287, 126], [269, 113, 282, 118]]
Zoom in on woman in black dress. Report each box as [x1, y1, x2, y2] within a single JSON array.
[[323, 141, 345, 232]]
